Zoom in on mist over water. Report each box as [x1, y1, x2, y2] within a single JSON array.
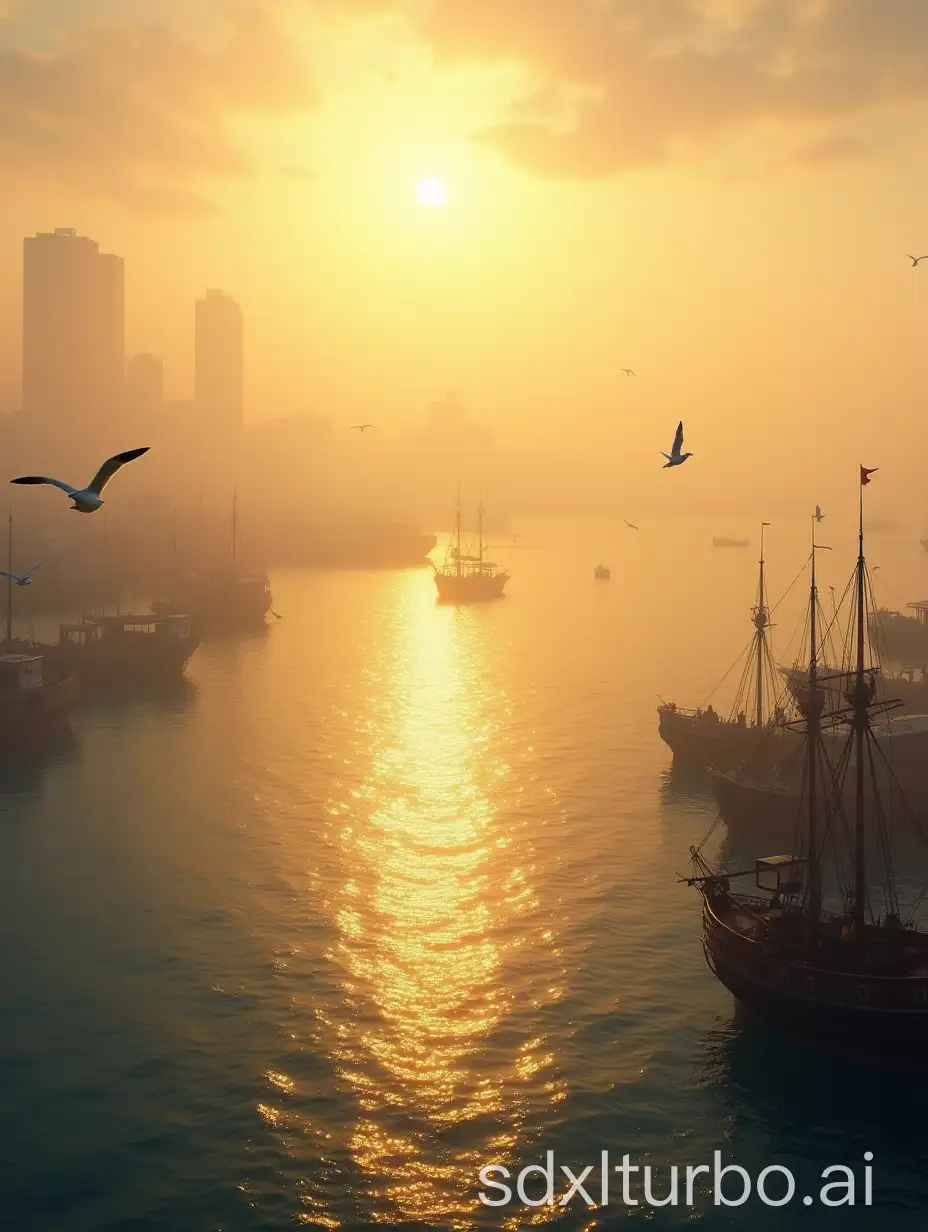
[[1, 516, 926, 1229]]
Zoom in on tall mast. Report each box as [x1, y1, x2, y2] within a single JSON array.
[[807, 525, 823, 924], [753, 522, 770, 728], [455, 487, 462, 578], [852, 475, 868, 948], [477, 497, 484, 565], [171, 507, 178, 582], [5, 511, 11, 644], [231, 488, 238, 575]]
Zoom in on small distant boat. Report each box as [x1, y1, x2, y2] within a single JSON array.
[[713, 537, 750, 548], [594, 565, 611, 581], [434, 496, 509, 604]]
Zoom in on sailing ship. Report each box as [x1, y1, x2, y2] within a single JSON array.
[[0, 513, 79, 744], [658, 525, 794, 770], [433, 497, 509, 604], [594, 565, 611, 581], [685, 476, 928, 1048], [151, 491, 272, 630]]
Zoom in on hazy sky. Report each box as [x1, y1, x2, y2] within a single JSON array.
[[1, 0, 927, 513]]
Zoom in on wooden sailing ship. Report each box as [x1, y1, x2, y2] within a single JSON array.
[[434, 496, 509, 604], [685, 477, 928, 1048], [658, 524, 795, 770]]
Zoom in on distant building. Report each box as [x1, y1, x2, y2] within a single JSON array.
[[126, 353, 164, 416], [194, 289, 243, 430], [22, 227, 125, 430]]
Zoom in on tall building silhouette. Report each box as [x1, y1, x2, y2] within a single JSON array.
[[126, 353, 164, 416], [22, 228, 125, 431], [195, 289, 243, 429]]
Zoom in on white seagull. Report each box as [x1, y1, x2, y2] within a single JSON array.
[[814, 504, 825, 522], [623, 520, 640, 530], [909, 254, 928, 266], [0, 563, 42, 586], [11, 446, 150, 513], [622, 368, 635, 377], [662, 421, 692, 468], [350, 423, 377, 433]]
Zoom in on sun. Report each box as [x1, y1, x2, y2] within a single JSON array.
[[414, 176, 448, 209]]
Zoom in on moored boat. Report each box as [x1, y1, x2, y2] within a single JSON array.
[[686, 473, 928, 1051], [658, 524, 795, 770], [434, 496, 509, 604], [58, 613, 199, 685]]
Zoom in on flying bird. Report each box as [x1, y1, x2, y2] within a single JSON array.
[[0, 564, 41, 586], [662, 421, 692, 468], [909, 255, 928, 266], [622, 368, 635, 377], [10, 446, 150, 513], [623, 520, 639, 530], [814, 505, 825, 522], [350, 423, 377, 433]]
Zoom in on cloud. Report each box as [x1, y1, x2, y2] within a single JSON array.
[[410, 0, 928, 178], [0, 6, 316, 211]]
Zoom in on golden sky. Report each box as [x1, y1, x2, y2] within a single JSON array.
[[0, 0, 927, 510]]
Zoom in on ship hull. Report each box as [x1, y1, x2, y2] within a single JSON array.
[[703, 891, 928, 1048], [433, 572, 508, 604], [152, 577, 272, 630], [0, 672, 78, 746], [63, 638, 199, 686], [658, 709, 794, 771]]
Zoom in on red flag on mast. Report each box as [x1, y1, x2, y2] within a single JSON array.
[[860, 466, 878, 485]]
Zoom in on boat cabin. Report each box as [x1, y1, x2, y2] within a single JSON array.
[[755, 855, 806, 897], [59, 614, 194, 647], [0, 653, 43, 695]]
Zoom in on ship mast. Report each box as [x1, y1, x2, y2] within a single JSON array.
[[5, 510, 11, 644], [752, 522, 770, 728], [851, 475, 868, 952], [455, 487, 462, 578], [807, 526, 824, 925], [477, 497, 484, 566], [231, 488, 238, 577]]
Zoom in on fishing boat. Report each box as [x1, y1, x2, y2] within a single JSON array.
[[658, 524, 795, 770], [152, 492, 272, 630], [433, 496, 509, 604], [58, 612, 199, 685], [594, 565, 611, 581], [0, 514, 78, 743], [685, 475, 928, 1049]]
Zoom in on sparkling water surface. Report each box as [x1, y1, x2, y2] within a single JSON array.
[[1, 515, 926, 1231]]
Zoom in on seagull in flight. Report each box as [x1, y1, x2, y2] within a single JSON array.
[[0, 563, 41, 587], [350, 423, 377, 433], [662, 421, 692, 468], [621, 368, 635, 377], [623, 520, 639, 530], [10, 446, 150, 513], [814, 504, 825, 522], [909, 255, 928, 266]]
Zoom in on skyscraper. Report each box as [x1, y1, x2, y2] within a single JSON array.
[[22, 228, 125, 430], [194, 289, 243, 430]]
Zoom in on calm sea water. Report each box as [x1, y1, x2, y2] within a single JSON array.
[[1, 515, 927, 1231]]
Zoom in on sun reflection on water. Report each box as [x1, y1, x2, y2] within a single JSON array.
[[318, 578, 567, 1227]]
